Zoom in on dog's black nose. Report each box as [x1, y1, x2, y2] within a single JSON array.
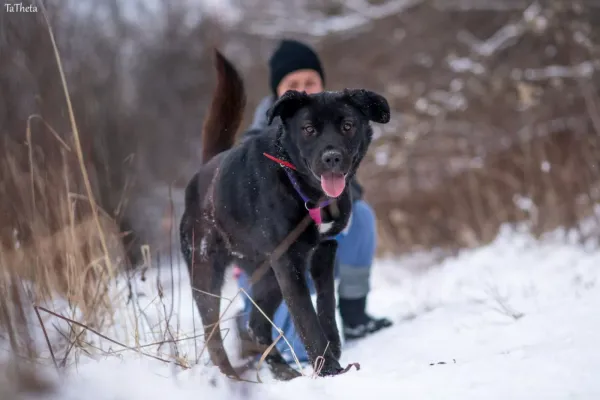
[[321, 150, 343, 169]]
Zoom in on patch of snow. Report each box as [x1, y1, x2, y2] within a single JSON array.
[[247, 0, 419, 37], [457, 24, 526, 58], [415, 97, 429, 112], [449, 78, 464, 92], [446, 56, 486, 75], [573, 31, 594, 50], [429, 90, 468, 112], [194, 0, 243, 26], [513, 62, 596, 81], [200, 237, 207, 258], [386, 83, 410, 98], [66, 0, 243, 31], [4, 221, 600, 399], [522, 2, 542, 22], [432, 0, 531, 11], [541, 161, 551, 172], [468, 156, 484, 169], [375, 147, 390, 166], [415, 53, 434, 68], [455, 2, 544, 59], [513, 194, 535, 213]]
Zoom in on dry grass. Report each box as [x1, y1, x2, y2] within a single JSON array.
[[0, 3, 126, 366], [0, 158, 125, 357], [370, 118, 600, 256]]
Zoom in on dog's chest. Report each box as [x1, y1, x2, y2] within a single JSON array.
[[316, 209, 350, 238], [318, 221, 335, 235]]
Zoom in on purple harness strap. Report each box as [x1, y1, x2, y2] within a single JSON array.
[[283, 169, 332, 225], [262, 152, 331, 225]]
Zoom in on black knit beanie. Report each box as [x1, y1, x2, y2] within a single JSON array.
[[269, 39, 326, 97]]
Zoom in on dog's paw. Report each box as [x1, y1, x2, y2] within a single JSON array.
[[268, 360, 303, 381], [317, 360, 361, 377], [315, 359, 344, 377]]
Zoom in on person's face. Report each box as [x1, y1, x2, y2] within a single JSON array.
[[276, 69, 324, 97]]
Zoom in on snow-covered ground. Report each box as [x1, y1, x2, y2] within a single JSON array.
[[6, 223, 600, 399]]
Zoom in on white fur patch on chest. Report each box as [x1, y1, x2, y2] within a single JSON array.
[[319, 221, 334, 234]]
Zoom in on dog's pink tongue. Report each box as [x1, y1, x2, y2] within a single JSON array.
[[321, 173, 346, 198]]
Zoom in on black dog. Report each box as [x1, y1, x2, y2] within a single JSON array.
[[179, 50, 390, 380]]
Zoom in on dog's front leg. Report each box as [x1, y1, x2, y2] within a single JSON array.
[[310, 239, 341, 361], [272, 242, 343, 376]]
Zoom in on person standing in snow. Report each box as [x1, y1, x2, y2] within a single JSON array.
[[234, 38, 392, 363]]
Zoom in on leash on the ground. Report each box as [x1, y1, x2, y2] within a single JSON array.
[[340, 362, 361, 374], [313, 354, 361, 377]]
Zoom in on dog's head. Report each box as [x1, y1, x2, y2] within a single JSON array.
[[267, 89, 390, 198]]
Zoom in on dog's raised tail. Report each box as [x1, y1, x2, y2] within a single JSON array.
[[201, 49, 246, 164]]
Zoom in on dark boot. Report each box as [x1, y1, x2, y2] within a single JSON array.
[[338, 297, 393, 340]]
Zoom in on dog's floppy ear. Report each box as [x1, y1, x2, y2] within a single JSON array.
[[266, 90, 310, 125], [343, 89, 391, 124]]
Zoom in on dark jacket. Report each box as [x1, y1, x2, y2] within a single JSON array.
[[243, 95, 365, 201]]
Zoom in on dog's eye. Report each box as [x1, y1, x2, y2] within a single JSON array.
[[303, 124, 316, 136], [341, 121, 354, 133]]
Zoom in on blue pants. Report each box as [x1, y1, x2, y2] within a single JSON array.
[[236, 200, 377, 362]]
